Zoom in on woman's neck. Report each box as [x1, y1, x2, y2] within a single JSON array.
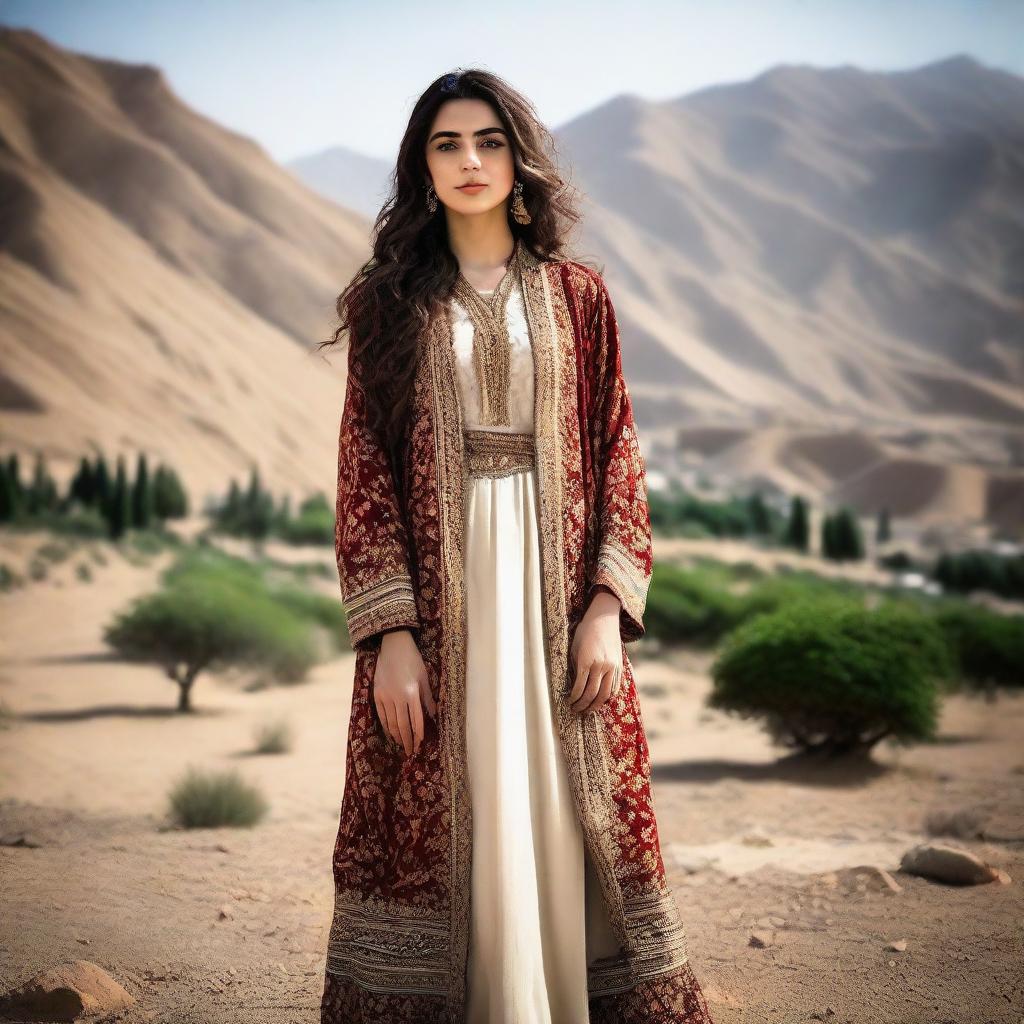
[[447, 221, 517, 292]]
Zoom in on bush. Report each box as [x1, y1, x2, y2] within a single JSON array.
[[34, 505, 108, 539], [277, 494, 334, 545], [934, 549, 1024, 600], [878, 550, 917, 571], [167, 766, 268, 828], [644, 562, 747, 647], [709, 597, 953, 756], [253, 718, 293, 754], [933, 601, 1024, 695], [645, 561, 862, 648], [0, 564, 22, 591], [272, 584, 349, 652]]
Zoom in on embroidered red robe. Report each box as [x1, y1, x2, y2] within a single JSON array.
[[321, 244, 714, 1024]]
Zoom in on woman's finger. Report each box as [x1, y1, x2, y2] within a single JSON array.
[[407, 693, 425, 754], [381, 699, 400, 747], [395, 700, 415, 756], [610, 664, 622, 698], [571, 662, 602, 713]]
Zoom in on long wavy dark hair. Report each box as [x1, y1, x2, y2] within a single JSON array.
[[317, 68, 587, 500]]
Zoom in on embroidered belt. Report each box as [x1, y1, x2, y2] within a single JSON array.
[[464, 428, 535, 478]]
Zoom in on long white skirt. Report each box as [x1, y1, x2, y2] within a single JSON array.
[[464, 464, 620, 1024]]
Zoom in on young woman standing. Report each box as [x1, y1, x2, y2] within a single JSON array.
[[320, 68, 714, 1024]]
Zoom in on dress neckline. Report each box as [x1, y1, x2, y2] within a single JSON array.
[[449, 239, 526, 428], [454, 239, 521, 312]]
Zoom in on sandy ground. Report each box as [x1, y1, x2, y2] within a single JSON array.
[[1, 528, 1022, 1024]]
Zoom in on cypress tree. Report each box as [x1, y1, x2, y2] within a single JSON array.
[[0, 462, 15, 522], [876, 506, 891, 544], [783, 495, 810, 552], [131, 452, 154, 529], [746, 491, 771, 536], [109, 456, 131, 540], [68, 456, 95, 508], [4, 455, 24, 521], [94, 454, 112, 518]]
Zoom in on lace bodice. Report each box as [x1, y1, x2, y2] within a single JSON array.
[[451, 283, 535, 433]]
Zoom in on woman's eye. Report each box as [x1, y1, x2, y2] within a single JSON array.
[[437, 139, 503, 151]]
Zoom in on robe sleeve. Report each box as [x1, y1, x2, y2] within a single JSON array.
[[586, 274, 652, 644], [335, 338, 421, 652]]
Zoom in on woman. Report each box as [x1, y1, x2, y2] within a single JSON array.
[[319, 69, 714, 1024]]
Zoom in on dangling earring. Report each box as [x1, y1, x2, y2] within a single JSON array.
[[511, 179, 531, 224], [425, 182, 438, 214]]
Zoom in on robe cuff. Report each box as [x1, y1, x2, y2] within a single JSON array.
[[590, 539, 649, 644], [343, 573, 421, 651]]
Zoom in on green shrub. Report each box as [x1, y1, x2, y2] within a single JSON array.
[[878, 550, 917, 571], [253, 718, 293, 754], [0, 564, 22, 591], [645, 562, 746, 647], [934, 601, 1024, 695], [272, 584, 349, 652], [129, 527, 178, 556], [277, 494, 334, 545], [934, 549, 1024, 600], [709, 597, 953, 756], [35, 506, 108, 539], [34, 540, 73, 564], [645, 561, 861, 648], [167, 766, 268, 828]]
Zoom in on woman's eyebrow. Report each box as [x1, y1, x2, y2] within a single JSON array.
[[428, 126, 507, 143]]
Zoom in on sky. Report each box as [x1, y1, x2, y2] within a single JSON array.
[[2, 0, 1022, 164]]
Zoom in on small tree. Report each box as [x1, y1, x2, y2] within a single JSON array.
[[103, 574, 315, 711]]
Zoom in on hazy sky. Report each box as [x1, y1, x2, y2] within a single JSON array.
[[3, 0, 1022, 163]]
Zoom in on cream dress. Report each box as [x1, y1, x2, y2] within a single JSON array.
[[452, 281, 620, 1024]]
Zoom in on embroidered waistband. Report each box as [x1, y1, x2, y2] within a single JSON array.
[[464, 429, 535, 478]]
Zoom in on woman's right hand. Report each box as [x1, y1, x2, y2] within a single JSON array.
[[372, 629, 437, 756]]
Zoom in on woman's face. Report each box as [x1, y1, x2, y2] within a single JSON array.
[[424, 98, 516, 218]]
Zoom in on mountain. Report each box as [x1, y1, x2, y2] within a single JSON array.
[[2, 26, 1021, 530], [0, 26, 371, 506], [286, 145, 393, 220], [551, 53, 1024, 527]]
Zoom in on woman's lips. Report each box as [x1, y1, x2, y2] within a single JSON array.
[[458, 184, 487, 192]]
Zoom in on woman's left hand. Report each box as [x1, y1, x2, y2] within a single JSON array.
[[568, 586, 623, 714]]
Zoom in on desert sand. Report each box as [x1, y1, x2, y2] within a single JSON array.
[[1, 526, 1022, 1024]]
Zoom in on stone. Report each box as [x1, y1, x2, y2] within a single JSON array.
[[0, 959, 135, 1021], [899, 842, 1007, 885]]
